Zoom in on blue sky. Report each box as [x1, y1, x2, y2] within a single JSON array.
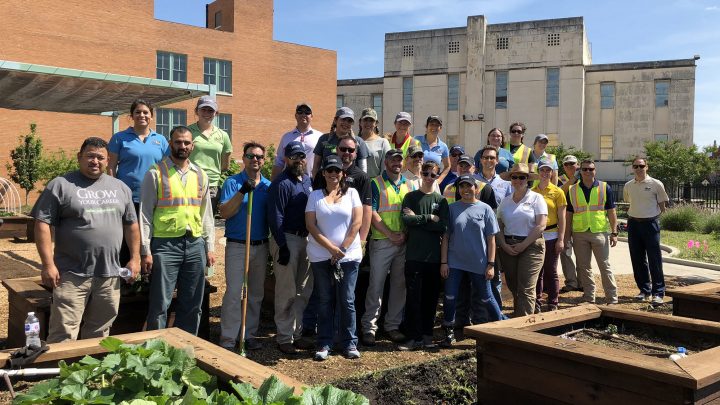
[[155, 0, 720, 148]]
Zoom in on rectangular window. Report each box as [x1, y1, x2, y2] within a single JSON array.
[[600, 135, 613, 160], [155, 108, 187, 138], [447, 74, 459, 111], [496, 37, 509, 50], [204, 58, 232, 93], [402, 45, 414, 57], [600, 82, 615, 109], [655, 80, 670, 107], [214, 11, 222, 28], [336, 95, 344, 109], [495, 71, 508, 109], [546, 133, 559, 147], [547, 33, 560, 46], [214, 113, 232, 139], [403, 77, 413, 112], [546, 68, 560, 107], [156, 51, 187, 82], [654, 134, 669, 142], [372, 94, 383, 126]]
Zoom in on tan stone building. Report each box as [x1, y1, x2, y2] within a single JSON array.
[[337, 16, 696, 181]]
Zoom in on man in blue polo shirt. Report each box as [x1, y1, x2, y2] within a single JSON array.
[[217, 141, 271, 351], [268, 141, 314, 354]]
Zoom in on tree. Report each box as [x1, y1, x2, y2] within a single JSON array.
[[5, 124, 43, 205], [38, 148, 79, 187], [547, 143, 592, 163], [637, 140, 718, 188]]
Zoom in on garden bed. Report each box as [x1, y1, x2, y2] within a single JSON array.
[[466, 305, 720, 404], [667, 280, 720, 322]]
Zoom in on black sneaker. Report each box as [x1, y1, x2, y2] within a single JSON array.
[[441, 326, 456, 347], [362, 332, 376, 346], [397, 339, 423, 351]]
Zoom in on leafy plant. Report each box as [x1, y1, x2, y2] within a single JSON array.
[[38, 148, 80, 187], [261, 144, 276, 180], [547, 143, 592, 164], [638, 140, 718, 188], [6, 124, 43, 205], [660, 204, 702, 232]]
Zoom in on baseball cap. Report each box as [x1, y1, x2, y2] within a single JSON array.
[[385, 149, 403, 159], [537, 160, 553, 170], [335, 107, 355, 121], [196, 96, 218, 111], [322, 154, 343, 170], [284, 141, 305, 157], [407, 145, 424, 157], [562, 155, 578, 164], [534, 134, 549, 143], [296, 102, 312, 113], [426, 115, 443, 126], [450, 145, 465, 155], [455, 175, 476, 187], [360, 108, 378, 121], [458, 155, 473, 166], [394, 112, 412, 124]]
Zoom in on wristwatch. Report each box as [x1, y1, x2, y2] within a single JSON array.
[[610, 232, 618, 237], [487, 261, 495, 267], [339, 246, 347, 253]]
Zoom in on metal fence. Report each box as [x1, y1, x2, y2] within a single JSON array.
[[609, 182, 720, 210]]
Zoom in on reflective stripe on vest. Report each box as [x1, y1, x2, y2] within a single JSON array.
[[504, 143, 531, 164], [569, 181, 609, 233], [371, 175, 409, 239], [442, 180, 485, 204], [153, 159, 207, 238], [399, 136, 419, 158]]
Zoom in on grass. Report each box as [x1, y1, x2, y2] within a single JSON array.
[[661, 230, 720, 263]]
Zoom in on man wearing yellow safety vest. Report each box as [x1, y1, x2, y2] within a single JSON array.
[[361, 149, 410, 346], [385, 112, 421, 159], [530, 134, 558, 185], [504, 122, 535, 166], [564, 159, 619, 305], [141, 126, 215, 335]]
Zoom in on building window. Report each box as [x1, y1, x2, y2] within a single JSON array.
[[214, 11, 222, 28], [655, 80, 670, 107], [448, 41, 460, 54], [495, 71, 508, 109], [403, 77, 413, 112], [654, 134, 669, 142], [546, 68, 560, 107], [214, 113, 232, 139], [496, 37, 509, 50], [447, 74, 459, 111], [402, 45, 414, 57], [156, 108, 187, 138], [372, 94, 383, 128], [600, 135, 613, 160], [600, 82, 615, 109], [547, 33, 560, 46], [336, 95, 344, 109], [156, 51, 187, 82], [546, 133, 559, 147], [204, 58, 232, 93]]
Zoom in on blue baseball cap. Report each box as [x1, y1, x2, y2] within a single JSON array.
[[284, 141, 305, 157]]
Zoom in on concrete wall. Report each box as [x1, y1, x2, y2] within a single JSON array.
[[336, 79, 384, 133]]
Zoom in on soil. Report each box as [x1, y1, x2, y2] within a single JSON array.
[[0, 225, 714, 404]]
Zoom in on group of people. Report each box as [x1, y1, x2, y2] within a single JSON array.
[[33, 97, 670, 363]]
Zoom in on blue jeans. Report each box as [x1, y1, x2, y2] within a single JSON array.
[[628, 218, 665, 297], [311, 260, 359, 350], [444, 268, 506, 326], [146, 236, 207, 335], [456, 269, 503, 325]]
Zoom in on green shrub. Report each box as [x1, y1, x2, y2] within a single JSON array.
[[699, 211, 720, 234], [660, 205, 701, 232]]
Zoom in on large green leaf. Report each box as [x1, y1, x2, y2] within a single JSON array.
[[300, 386, 369, 405], [257, 375, 295, 404], [230, 381, 261, 404], [100, 336, 124, 352]]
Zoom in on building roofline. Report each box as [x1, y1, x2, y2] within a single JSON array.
[[586, 58, 697, 72], [337, 77, 384, 86], [488, 16, 584, 31]]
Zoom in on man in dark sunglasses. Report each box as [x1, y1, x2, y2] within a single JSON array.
[[564, 159, 619, 305], [272, 102, 322, 180]]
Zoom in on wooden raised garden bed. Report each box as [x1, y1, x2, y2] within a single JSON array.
[[2, 276, 216, 348], [667, 281, 720, 322], [465, 305, 720, 404]]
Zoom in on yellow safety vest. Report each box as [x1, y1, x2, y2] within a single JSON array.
[[387, 133, 420, 158], [504, 143, 532, 164], [443, 179, 485, 204], [152, 159, 207, 238], [371, 175, 409, 240], [569, 181, 609, 233]]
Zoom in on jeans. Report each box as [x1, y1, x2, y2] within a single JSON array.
[[404, 260, 441, 341], [311, 260, 360, 350], [444, 268, 506, 326], [456, 267, 504, 326], [146, 235, 207, 335], [536, 238, 560, 307], [628, 218, 665, 297]]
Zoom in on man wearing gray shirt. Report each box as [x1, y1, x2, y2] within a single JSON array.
[[33, 137, 140, 343]]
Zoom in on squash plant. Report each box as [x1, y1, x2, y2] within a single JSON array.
[[13, 337, 368, 405]]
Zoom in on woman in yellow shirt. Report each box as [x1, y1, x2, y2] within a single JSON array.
[[531, 160, 567, 311]]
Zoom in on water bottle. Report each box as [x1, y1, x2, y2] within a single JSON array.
[[25, 312, 41, 348], [118, 267, 133, 282], [670, 346, 688, 362]]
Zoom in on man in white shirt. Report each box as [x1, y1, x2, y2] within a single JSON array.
[[271, 102, 322, 179]]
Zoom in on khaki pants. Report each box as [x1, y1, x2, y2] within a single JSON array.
[[560, 238, 580, 289], [47, 272, 121, 343], [362, 238, 406, 334], [573, 231, 618, 303], [271, 234, 313, 345], [499, 238, 545, 317]]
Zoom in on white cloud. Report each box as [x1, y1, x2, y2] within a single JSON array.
[[705, 6, 718, 11]]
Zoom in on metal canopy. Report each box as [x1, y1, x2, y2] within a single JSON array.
[[0, 60, 212, 115]]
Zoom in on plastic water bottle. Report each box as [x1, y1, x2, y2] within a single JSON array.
[[670, 346, 688, 362], [25, 312, 41, 348], [118, 267, 133, 282]]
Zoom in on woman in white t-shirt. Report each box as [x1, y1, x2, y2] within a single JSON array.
[[497, 163, 548, 317], [305, 155, 363, 361]]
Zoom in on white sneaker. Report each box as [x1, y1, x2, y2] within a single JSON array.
[[634, 293, 650, 302], [314, 346, 330, 361], [651, 296, 664, 305]]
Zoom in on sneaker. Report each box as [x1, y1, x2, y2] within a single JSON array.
[[651, 295, 664, 305], [293, 337, 315, 350], [547, 304, 559, 311], [245, 338, 263, 351], [278, 343, 297, 354], [362, 332, 376, 347], [441, 326, 456, 348], [397, 339, 423, 351], [606, 298, 619, 305], [314, 346, 330, 361], [560, 286, 583, 293], [453, 327, 465, 341], [422, 335, 438, 349], [219, 338, 236, 351], [634, 293, 651, 302], [386, 329, 406, 343], [534, 303, 542, 314], [344, 347, 361, 359]]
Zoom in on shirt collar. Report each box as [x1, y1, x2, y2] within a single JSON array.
[[164, 157, 200, 173], [382, 171, 406, 185]]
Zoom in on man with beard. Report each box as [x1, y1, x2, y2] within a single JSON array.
[[268, 141, 314, 354], [141, 126, 215, 335], [217, 142, 271, 351]]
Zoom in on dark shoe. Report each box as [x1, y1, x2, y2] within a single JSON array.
[[397, 339, 423, 351], [362, 332, 376, 346], [441, 326, 456, 347], [386, 329, 406, 343], [453, 327, 465, 341], [422, 335, 438, 349], [560, 286, 583, 293], [534, 303, 542, 314], [293, 337, 314, 350], [278, 342, 297, 354], [245, 338, 263, 351], [547, 304, 559, 311]]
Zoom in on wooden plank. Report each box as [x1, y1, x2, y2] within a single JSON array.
[[673, 298, 720, 322], [466, 304, 602, 336], [601, 306, 720, 335], [678, 345, 720, 389], [667, 281, 720, 295], [2, 277, 52, 308], [478, 377, 564, 405], [473, 327, 696, 388]]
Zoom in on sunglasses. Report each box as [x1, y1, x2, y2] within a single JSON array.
[[421, 171, 439, 179], [510, 129, 523, 134], [563, 162, 577, 166], [296, 109, 312, 115], [633, 164, 646, 169], [338, 146, 356, 153], [510, 175, 528, 180], [324, 167, 342, 174], [581, 167, 595, 172], [244, 153, 265, 160], [289, 154, 306, 161], [411, 153, 424, 159], [481, 156, 496, 160]]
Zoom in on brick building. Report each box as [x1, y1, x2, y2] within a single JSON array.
[[0, 0, 336, 175]]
